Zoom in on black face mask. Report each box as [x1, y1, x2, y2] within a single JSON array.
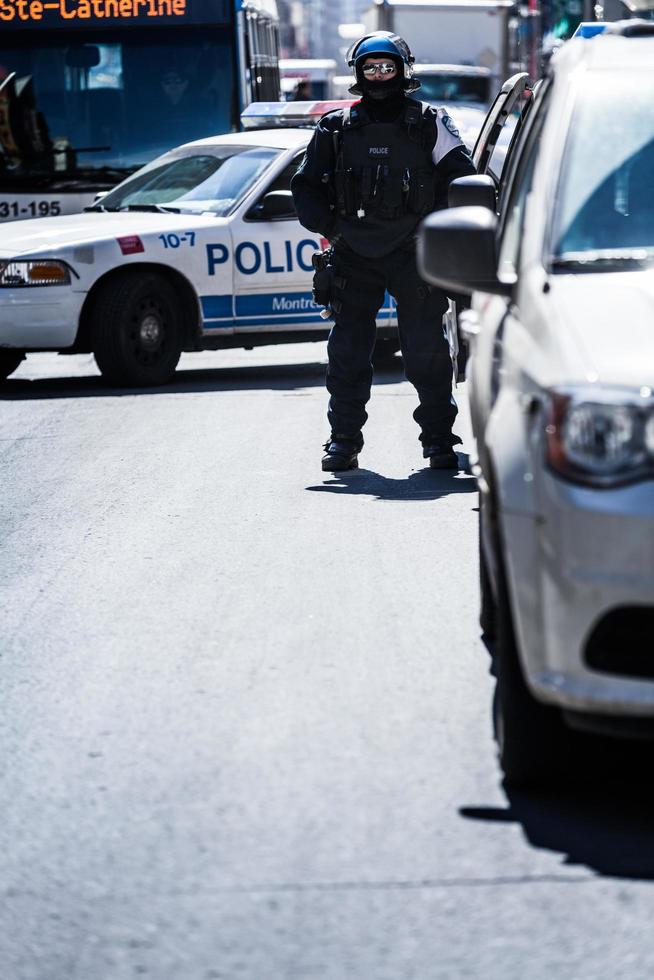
[[361, 75, 405, 101]]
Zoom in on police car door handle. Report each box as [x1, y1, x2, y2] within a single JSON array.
[[459, 309, 480, 339]]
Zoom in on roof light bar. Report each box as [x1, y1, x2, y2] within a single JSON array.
[[571, 22, 608, 38], [241, 100, 355, 130]]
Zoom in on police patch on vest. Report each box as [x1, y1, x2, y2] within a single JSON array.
[[368, 147, 391, 157]]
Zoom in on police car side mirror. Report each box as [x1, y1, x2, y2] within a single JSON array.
[[247, 190, 296, 221], [418, 207, 513, 297], [448, 174, 497, 211]]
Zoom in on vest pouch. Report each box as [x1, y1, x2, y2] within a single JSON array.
[[334, 169, 346, 216], [334, 168, 358, 216], [407, 171, 435, 215], [380, 168, 404, 213], [360, 167, 373, 205], [344, 169, 357, 215]]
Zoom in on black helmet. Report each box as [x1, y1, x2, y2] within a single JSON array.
[[345, 31, 420, 96]]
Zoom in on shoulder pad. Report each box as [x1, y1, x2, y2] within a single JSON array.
[[404, 100, 435, 126], [436, 106, 462, 139], [344, 103, 367, 128], [318, 107, 347, 126], [320, 101, 362, 126]]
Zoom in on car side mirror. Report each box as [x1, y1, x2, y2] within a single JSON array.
[[448, 174, 497, 211], [247, 190, 296, 220], [418, 207, 514, 297]]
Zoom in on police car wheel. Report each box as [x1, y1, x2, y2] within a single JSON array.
[[91, 272, 183, 386], [0, 351, 25, 382]]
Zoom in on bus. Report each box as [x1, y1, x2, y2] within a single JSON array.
[[0, 0, 281, 221]]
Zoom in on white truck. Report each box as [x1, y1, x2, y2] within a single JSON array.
[[362, 0, 521, 93]]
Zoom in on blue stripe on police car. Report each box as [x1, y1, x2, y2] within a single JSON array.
[[201, 295, 232, 319], [236, 292, 319, 315], [200, 291, 395, 331], [201, 291, 321, 329]]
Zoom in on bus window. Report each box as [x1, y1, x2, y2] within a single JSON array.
[[0, 0, 281, 219]]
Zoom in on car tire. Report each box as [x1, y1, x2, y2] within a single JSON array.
[[91, 271, 183, 386], [0, 351, 24, 381], [492, 546, 572, 788], [479, 519, 496, 640]]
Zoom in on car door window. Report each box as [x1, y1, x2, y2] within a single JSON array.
[[489, 79, 542, 187], [246, 152, 303, 221], [496, 108, 546, 279], [266, 153, 304, 195], [496, 79, 546, 214], [473, 73, 530, 176], [486, 114, 518, 183]]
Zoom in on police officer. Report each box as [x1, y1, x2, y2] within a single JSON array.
[[291, 32, 476, 472]]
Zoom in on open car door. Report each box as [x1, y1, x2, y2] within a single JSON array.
[[473, 72, 531, 180], [448, 72, 532, 381]]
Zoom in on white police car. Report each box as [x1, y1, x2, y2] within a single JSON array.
[[0, 102, 398, 386]]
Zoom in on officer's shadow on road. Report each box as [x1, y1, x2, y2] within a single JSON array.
[[460, 764, 654, 880], [306, 453, 476, 501]]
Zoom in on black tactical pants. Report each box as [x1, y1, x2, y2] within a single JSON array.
[[327, 241, 456, 443]]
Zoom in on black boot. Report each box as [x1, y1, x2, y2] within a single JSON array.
[[422, 434, 461, 470], [322, 434, 362, 472]]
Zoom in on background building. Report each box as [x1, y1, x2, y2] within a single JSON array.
[[278, 0, 368, 62]]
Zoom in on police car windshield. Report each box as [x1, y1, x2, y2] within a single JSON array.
[[100, 146, 281, 215], [553, 73, 654, 264]]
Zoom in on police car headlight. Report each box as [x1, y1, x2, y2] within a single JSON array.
[[545, 388, 654, 486], [0, 260, 71, 287]]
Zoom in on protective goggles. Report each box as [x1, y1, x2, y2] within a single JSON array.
[[360, 62, 398, 76]]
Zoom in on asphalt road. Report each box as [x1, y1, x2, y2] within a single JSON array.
[[2, 344, 654, 980]]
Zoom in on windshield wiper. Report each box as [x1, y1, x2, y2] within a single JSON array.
[[551, 249, 654, 272], [84, 202, 189, 214], [118, 204, 181, 213], [74, 165, 137, 179]]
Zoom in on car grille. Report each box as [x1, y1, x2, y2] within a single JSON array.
[[585, 607, 654, 680]]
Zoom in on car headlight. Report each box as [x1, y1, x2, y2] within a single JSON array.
[[545, 388, 654, 487], [0, 260, 72, 287]]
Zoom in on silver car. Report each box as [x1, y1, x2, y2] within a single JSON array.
[[419, 23, 654, 786]]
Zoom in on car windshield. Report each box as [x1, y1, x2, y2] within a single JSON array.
[[553, 73, 654, 262], [99, 145, 281, 215], [417, 72, 490, 106]]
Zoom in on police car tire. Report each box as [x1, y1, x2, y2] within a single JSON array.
[[91, 272, 183, 387], [0, 351, 25, 382]]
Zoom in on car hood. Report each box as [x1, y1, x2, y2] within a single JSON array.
[[0, 211, 228, 258], [549, 270, 654, 388]]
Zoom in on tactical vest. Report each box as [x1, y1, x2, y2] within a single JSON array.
[[331, 101, 436, 258]]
